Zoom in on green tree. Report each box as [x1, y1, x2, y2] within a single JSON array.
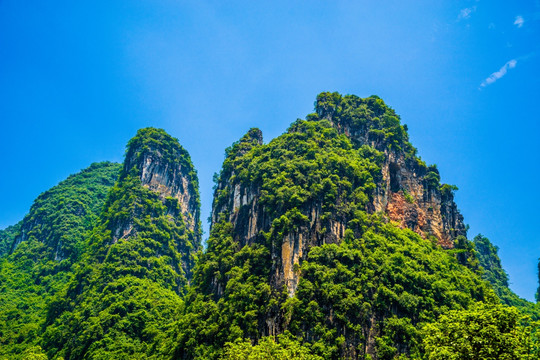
[[423, 302, 537, 359], [221, 333, 323, 360], [474, 234, 540, 319]]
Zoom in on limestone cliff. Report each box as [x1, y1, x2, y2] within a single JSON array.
[[210, 93, 467, 300], [111, 128, 201, 246], [316, 92, 466, 248], [39, 128, 201, 359]]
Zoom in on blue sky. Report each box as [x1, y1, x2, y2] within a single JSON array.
[[1, 1, 539, 300]]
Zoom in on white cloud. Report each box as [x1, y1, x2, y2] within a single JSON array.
[[459, 6, 477, 20], [514, 15, 525, 28], [480, 60, 517, 87]]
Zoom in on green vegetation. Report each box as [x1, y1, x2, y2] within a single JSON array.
[[0, 162, 121, 359], [41, 128, 201, 359], [423, 302, 540, 359], [0, 222, 21, 257], [403, 189, 415, 203], [13, 162, 122, 262], [439, 184, 458, 199], [171, 108, 511, 359], [312, 92, 414, 155], [221, 333, 323, 360], [474, 234, 540, 319], [288, 225, 490, 359]]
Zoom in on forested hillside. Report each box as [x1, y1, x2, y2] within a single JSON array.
[[42, 128, 202, 359], [0, 94, 538, 359], [0, 162, 121, 358]]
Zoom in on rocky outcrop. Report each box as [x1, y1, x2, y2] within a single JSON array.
[[105, 128, 202, 284], [124, 139, 200, 234], [211, 128, 265, 242], [112, 128, 201, 248], [372, 151, 466, 248], [318, 94, 466, 248], [211, 129, 348, 296]]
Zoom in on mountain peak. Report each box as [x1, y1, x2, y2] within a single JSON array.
[[123, 127, 200, 233], [311, 92, 466, 247]]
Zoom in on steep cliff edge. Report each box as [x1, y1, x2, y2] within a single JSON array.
[[123, 129, 200, 234], [105, 127, 202, 282], [314, 92, 466, 248]]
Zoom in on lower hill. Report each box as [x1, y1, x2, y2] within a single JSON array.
[[0, 162, 121, 359]]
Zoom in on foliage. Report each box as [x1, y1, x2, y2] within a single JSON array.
[[314, 92, 414, 155], [287, 223, 490, 359], [474, 234, 509, 289], [424, 166, 440, 189], [217, 119, 383, 222], [13, 161, 122, 261], [439, 184, 458, 199], [0, 96, 538, 360], [221, 333, 323, 360], [473, 234, 540, 320], [402, 189, 414, 204], [173, 103, 496, 359], [0, 222, 21, 257], [423, 302, 540, 359], [167, 220, 277, 359], [0, 162, 121, 359], [41, 128, 201, 359], [125, 127, 200, 196]]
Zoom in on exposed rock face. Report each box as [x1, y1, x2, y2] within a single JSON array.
[[105, 128, 202, 284], [372, 150, 465, 248], [211, 128, 347, 296], [211, 128, 264, 239], [125, 147, 199, 232], [114, 128, 201, 246], [211, 96, 466, 300], [320, 96, 466, 248]]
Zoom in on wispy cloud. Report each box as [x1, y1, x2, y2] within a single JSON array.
[[458, 6, 477, 20], [514, 15, 525, 28], [480, 60, 517, 87]]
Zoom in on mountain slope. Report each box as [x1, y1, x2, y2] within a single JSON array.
[[1, 94, 538, 359], [0, 222, 21, 258], [473, 234, 540, 319], [0, 162, 121, 359], [42, 128, 201, 359]]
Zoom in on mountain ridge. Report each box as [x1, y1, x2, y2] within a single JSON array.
[[0, 94, 538, 359]]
